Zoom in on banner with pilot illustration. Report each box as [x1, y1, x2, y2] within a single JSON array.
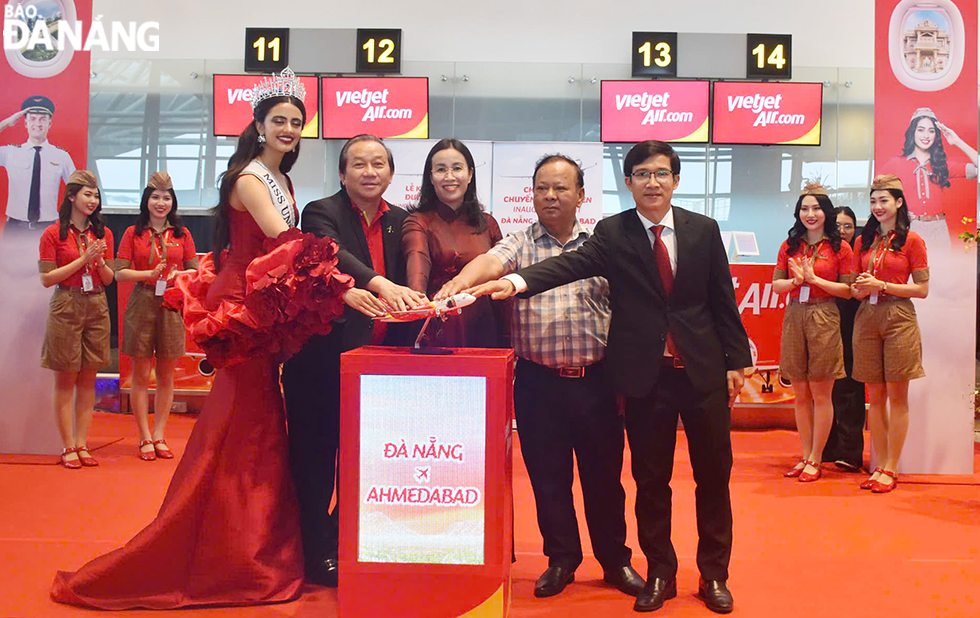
[[0, 0, 92, 456], [875, 0, 977, 474], [1, 0, 91, 230]]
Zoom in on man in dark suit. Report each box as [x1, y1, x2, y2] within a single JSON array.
[[281, 134, 426, 587], [470, 140, 751, 614]]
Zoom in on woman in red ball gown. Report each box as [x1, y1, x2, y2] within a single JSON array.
[[51, 71, 381, 610]]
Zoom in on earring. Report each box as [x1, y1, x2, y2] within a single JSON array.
[[258, 135, 266, 144]]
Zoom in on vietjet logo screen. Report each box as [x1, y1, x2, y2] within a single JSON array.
[[712, 82, 822, 145], [321, 77, 428, 139], [601, 81, 710, 143], [212, 75, 320, 138]]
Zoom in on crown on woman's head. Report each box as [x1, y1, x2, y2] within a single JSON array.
[[250, 67, 306, 110]]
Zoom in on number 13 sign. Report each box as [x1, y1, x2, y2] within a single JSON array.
[[632, 32, 677, 78]]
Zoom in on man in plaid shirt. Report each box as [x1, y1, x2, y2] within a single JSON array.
[[436, 154, 643, 600]]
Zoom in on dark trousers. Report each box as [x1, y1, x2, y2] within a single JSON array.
[[827, 376, 865, 465], [826, 297, 864, 466], [514, 358, 631, 572], [281, 345, 340, 568], [625, 365, 733, 582]]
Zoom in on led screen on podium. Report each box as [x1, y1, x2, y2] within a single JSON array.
[[339, 346, 515, 618]]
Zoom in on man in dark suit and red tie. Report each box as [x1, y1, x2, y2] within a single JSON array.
[[469, 140, 751, 614]]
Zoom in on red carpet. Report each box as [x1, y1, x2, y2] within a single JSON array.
[[1, 412, 978, 617]]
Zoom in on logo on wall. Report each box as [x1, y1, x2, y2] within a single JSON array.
[[4, 0, 160, 79]]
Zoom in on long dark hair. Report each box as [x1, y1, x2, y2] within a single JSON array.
[[58, 183, 106, 241], [414, 138, 487, 233], [212, 95, 306, 268], [135, 187, 185, 238], [901, 115, 950, 189], [786, 193, 841, 254], [859, 188, 910, 253]]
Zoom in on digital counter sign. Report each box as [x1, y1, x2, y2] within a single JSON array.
[[321, 76, 428, 139], [357, 374, 486, 565], [212, 74, 319, 138], [711, 81, 822, 146], [601, 80, 709, 143]]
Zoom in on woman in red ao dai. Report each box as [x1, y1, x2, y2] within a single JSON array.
[[773, 183, 856, 482]]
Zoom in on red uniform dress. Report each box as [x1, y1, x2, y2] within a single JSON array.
[[38, 223, 114, 371], [116, 225, 198, 358], [851, 231, 929, 383], [52, 177, 353, 608], [774, 239, 856, 381]]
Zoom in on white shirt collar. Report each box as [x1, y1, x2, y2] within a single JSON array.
[[636, 206, 674, 233], [22, 139, 50, 149]]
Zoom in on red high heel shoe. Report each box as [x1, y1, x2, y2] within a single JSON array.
[[76, 446, 99, 467], [871, 470, 898, 493], [784, 459, 806, 478], [60, 447, 81, 470], [860, 467, 884, 490], [152, 439, 174, 460], [138, 439, 157, 461], [798, 460, 822, 482]]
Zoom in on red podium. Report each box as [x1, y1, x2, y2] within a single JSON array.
[[339, 346, 515, 618]]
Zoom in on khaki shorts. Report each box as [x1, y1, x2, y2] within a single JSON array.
[[121, 283, 186, 359], [41, 288, 110, 372], [779, 298, 845, 382], [852, 298, 924, 383]]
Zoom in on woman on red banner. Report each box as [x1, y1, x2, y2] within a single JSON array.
[[882, 108, 978, 256], [402, 138, 504, 347], [773, 183, 855, 482], [114, 172, 198, 461], [52, 69, 374, 609], [850, 175, 929, 494], [37, 171, 114, 469]]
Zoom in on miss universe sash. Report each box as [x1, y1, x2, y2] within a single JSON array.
[[242, 160, 297, 227]]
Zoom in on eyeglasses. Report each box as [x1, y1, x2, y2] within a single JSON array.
[[630, 169, 674, 183], [432, 165, 468, 178], [837, 223, 855, 231]]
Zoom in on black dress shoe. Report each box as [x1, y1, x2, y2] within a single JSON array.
[[534, 565, 575, 598], [603, 565, 645, 596], [307, 557, 338, 587], [633, 577, 676, 612], [834, 459, 861, 472], [698, 578, 734, 614]]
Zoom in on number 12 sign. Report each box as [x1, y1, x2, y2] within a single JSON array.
[[632, 32, 677, 78]]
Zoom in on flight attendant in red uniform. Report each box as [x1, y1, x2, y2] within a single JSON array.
[[115, 172, 199, 460], [772, 182, 855, 482], [37, 170, 114, 469], [851, 175, 929, 494]]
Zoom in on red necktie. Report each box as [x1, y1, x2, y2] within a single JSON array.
[[652, 225, 681, 362]]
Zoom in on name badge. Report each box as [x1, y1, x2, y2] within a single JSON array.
[[869, 291, 878, 305], [81, 273, 94, 292], [798, 284, 810, 304], [155, 278, 167, 296]]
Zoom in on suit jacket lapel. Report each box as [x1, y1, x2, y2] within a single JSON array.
[[343, 195, 372, 263], [380, 209, 400, 274], [626, 209, 668, 300], [672, 207, 693, 287]]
